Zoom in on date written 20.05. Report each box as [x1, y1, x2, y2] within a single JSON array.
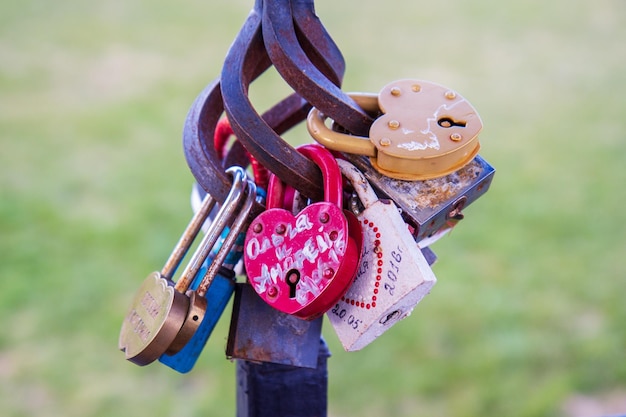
[[331, 304, 362, 330]]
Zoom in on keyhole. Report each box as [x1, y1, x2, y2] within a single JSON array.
[[286, 269, 301, 299], [380, 309, 401, 325], [438, 117, 466, 128]]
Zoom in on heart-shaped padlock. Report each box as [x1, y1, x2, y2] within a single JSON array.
[[244, 144, 362, 320]]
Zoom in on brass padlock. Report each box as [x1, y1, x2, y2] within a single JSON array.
[[119, 167, 248, 366], [307, 79, 482, 181], [159, 177, 258, 373], [307, 79, 494, 242], [327, 159, 436, 351]]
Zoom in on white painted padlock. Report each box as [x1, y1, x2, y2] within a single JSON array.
[[328, 159, 437, 351]]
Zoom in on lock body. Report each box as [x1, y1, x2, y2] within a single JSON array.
[[308, 79, 483, 181], [244, 144, 362, 320], [344, 153, 494, 244], [119, 272, 190, 365], [226, 282, 323, 368], [328, 160, 436, 351], [245, 202, 356, 319], [328, 200, 436, 351], [159, 271, 236, 372]]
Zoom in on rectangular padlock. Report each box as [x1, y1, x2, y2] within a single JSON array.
[[328, 159, 437, 351], [345, 153, 495, 244], [226, 282, 323, 369]]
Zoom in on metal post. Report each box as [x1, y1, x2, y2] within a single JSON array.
[[236, 339, 331, 417]]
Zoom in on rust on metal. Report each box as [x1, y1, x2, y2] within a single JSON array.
[[226, 283, 323, 368]]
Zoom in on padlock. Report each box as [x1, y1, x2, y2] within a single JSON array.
[[244, 143, 363, 320], [306, 79, 494, 244], [226, 165, 323, 368], [345, 152, 494, 245], [226, 282, 324, 368], [158, 178, 257, 373], [119, 166, 249, 366], [307, 79, 482, 181], [327, 159, 437, 351]]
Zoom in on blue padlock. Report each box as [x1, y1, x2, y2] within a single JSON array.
[[159, 177, 258, 373]]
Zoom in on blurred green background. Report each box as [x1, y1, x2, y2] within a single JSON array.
[[1, 0, 625, 416]]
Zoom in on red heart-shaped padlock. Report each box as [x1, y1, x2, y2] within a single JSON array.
[[244, 144, 362, 320]]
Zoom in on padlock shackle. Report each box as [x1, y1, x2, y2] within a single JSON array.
[[336, 159, 379, 210], [265, 144, 343, 210], [297, 144, 343, 207], [307, 93, 379, 157], [265, 173, 285, 211], [197, 179, 257, 297], [174, 167, 247, 292], [160, 194, 217, 280]]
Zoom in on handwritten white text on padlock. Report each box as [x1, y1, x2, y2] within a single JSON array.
[[245, 212, 347, 304], [245, 214, 314, 260], [246, 232, 345, 283]]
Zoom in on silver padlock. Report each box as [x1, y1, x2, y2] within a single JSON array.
[[327, 159, 437, 351], [119, 167, 248, 366], [158, 177, 258, 373]]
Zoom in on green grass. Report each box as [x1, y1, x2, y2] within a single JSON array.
[[2, 0, 626, 416]]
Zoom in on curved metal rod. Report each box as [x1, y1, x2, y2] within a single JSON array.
[[291, 0, 345, 87], [184, 79, 317, 202], [183, 78, 232, 202], [223, 93, 308, 169], [242, 2, 350, 174], [221, 5, 327, 200], [263, 0, 374, 136], [183, 3, 275, 203], [183, 4, 307, 202], [187, 0, 350, 201]]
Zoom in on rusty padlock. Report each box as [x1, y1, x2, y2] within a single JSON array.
[[119, 166, 248, 366], [307, 79, 482, 181], [225, 166, 323, 368], [344, 152, 494, 245], [244, 144, 363, 320], [226, 282, 324, 368], [328, 159, 437, 351]]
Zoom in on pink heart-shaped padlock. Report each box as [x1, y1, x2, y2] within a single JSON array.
[[244, 144, 362, 320]]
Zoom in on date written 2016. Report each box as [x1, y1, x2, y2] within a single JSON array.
[[356, 243, 404, 298], [383, 245, 404, 296]]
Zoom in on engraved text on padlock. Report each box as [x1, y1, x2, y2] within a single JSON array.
[[327, 159, 436, 351]]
